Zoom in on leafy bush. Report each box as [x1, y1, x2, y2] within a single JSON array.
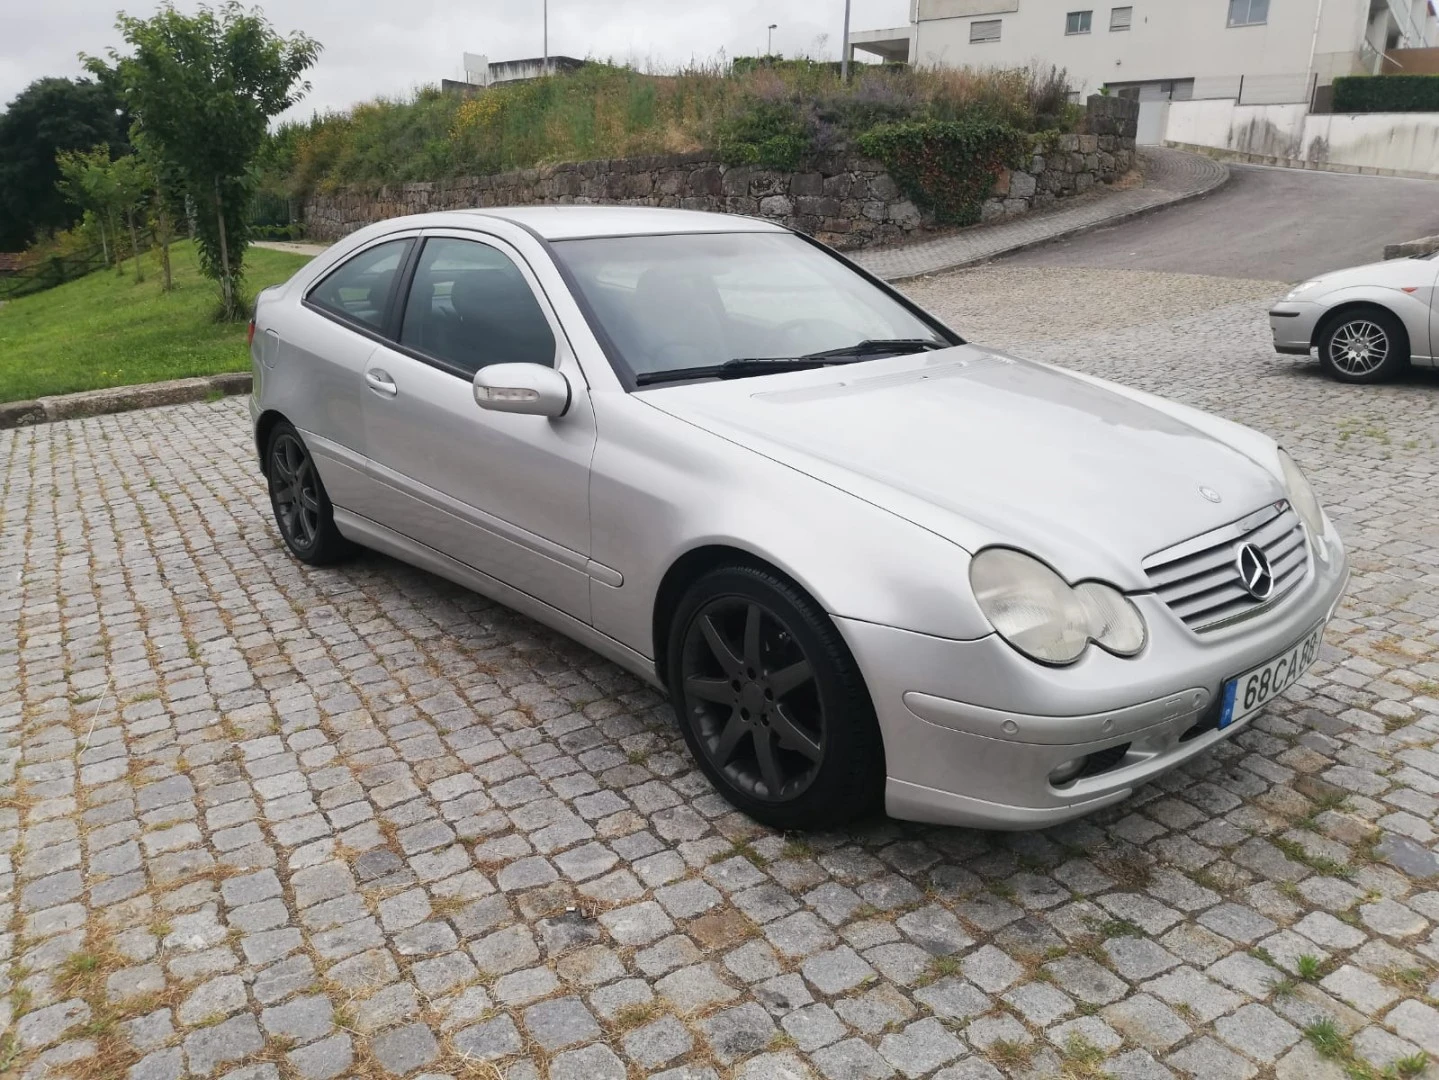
[[856, 119, 1028, 225], [265, 61, 1079, 196], [1332, 74, 1439, 113]]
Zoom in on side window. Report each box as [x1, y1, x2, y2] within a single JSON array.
[[399, 237, 557, 376], [307, 239, 411, 330]]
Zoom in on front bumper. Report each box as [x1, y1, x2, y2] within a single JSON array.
[[840, 525, 1348, 830], [1269, 301, 1321, 356]]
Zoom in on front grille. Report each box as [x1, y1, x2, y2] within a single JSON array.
[[1142, 501, 1308, 633]]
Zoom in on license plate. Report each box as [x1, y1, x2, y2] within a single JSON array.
[[1220, 623, 1325, 729]]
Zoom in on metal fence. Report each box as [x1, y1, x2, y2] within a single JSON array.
[[0, 227, 157, 302], [1190, 72, 1319, 105]]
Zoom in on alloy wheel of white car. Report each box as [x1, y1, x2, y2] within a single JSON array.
[[1319, 309, 1408, 383]]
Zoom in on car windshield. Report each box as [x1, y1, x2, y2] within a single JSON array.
[[549, 232, 953, 384]]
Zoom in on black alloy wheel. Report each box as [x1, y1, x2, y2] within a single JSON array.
[[668, 565, 883, 829], [266, 421, 349, 565]]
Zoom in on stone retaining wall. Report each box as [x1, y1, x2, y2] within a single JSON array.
[[302, 96, 1138, 249]]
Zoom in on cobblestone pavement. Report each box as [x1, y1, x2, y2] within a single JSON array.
[[852, 149, 1228, 281], [3, 267, 1439, 1080]]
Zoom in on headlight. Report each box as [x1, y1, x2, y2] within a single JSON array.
[[1075, 582, 1147, 656], [1284, 278, 1326, 300], [1278, 449, 1326, 556], [969, 549, 1146, 665]]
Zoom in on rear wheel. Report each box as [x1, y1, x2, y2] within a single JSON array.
[[1318, 308, 1408, 383], [666, 564, 884, 830], [266, 421, 350, 565]]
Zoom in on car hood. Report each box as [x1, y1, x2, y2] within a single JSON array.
[[639, 346, 1286, 589]]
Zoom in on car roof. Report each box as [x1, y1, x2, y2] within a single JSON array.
[[452, 205, 787, 240]]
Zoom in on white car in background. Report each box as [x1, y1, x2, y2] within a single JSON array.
[[1270, 250, 1438, 383]]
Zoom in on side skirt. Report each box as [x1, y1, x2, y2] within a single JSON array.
[[332, 507, 664, 690]]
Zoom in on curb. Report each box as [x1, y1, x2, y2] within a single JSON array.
[[0, 372, 252, 431], [882, 154, 1231, 282], [1165, 141, 1439, 182]]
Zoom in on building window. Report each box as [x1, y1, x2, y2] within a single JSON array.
[[1066, 10, 1093, 34], [970, 18, 1002, 42], [1226, 0, 1268, 26], [1109, 6, 1133, 30]]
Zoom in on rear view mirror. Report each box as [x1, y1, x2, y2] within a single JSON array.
[[473, 364, 571, 418]]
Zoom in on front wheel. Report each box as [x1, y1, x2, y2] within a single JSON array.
[[666, 564, 884, 830], [265, 421, 351, 565], [1319, 309, 1408, 383]]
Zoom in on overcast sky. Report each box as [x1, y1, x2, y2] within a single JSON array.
[[2, 0, 912, 121]]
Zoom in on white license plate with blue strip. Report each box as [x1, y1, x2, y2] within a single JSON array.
[[1219, 622, 1325, 729]]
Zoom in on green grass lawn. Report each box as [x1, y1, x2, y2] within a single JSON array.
[[0, 240, 313, 403]]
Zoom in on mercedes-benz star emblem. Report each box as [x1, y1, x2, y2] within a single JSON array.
[[1235, 542, 1275, 600], [1199, 486, 1222, 503]]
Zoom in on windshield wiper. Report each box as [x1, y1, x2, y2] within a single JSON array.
[[633, 340, 951, 387], [635, 357, 850, 387], [801, 338, 949, 359]]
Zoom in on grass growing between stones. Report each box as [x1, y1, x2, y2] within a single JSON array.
[[0, 240, 312, 402], [1305, 1019, 1431, 1080]]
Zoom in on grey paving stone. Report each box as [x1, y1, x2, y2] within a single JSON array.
[[812, 1037, 897, 1080], [782, 1004, 848, 1051], [962, 944, 1026, 992], [130, 1047, 184, 1080], [371, 1023, 440, 1075], [452, 1015, 524, 1061], [701, 1001, 778, 1064], [877, 1017, 965, 1079], [1166, 1037, 1258, 1080], [259, 994, 333, 1043], [622, 1015, 694, 1068], [524, 996, 601, 1051], [287, 1035, 354, 1080], [177, 976, 248, 1025], [549, 1044, 627, 1080], [736, 1052, 817, 1080], [656, 962, 740, 1013], [1103, 994, 1193, 1052], [802, 946, 878, 995], [1213, 1003, 1301, 1061], [184, 1015, 265, 1076]]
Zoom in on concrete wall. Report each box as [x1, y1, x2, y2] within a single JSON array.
[[1163, 98, 1439, 177], [906, 0, 1380, 94]]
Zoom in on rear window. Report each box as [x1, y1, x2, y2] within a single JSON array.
[[307, 239, 412, 330]]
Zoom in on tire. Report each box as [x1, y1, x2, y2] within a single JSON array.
[[265, 420, 351, 565], [1318, 308, 1409, 384], [665, 564, 885, 830]]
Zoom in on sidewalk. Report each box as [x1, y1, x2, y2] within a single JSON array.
[[851, 146, 1229, 280], [253, 148, 1228, 282]]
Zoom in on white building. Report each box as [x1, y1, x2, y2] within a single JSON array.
[[849, 0, 1438, 104]]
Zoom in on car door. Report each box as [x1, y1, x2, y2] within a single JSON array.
[[1429, 256, 1439, 360], [282, 235, 415, 507], [358, 231, 598, 620]]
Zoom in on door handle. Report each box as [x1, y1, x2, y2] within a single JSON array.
[[365, 369, 397, 396]]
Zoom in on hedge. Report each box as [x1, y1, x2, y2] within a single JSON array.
[[855, 119, 1029, 226], [1332, 75, 1439, 114]]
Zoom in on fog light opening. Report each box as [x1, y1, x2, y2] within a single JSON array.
[[1048, 757, 1086, 787], [1048, 742, 1134, 788]]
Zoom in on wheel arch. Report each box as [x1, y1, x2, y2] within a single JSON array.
[[652, 543, 822, 690], [254, 409, 289, 477], [1313, 300, 1411, 356]]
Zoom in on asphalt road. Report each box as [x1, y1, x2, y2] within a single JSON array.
[[1001, 162, 1439, 282]]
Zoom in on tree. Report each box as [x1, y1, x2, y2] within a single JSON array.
[[97, 3, 319, 317], [0, 76, 130, 250], [55, 145, 123, 267], [133, 128, 180, 291], [109, 152, 153, 283]]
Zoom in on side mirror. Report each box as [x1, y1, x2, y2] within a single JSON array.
[[473, 363, 571, 418]]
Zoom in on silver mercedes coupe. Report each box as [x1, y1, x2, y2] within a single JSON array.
[[249, 207, 1348, 831]]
